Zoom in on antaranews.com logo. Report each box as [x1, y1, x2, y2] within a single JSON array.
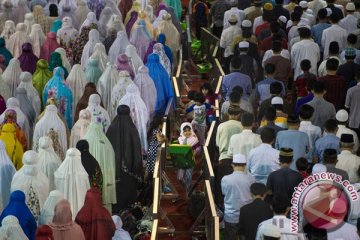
[[291, 172, 359, 233]]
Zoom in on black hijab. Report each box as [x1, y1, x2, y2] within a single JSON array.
[[106, 105, 143, 183], [76, 140, 103, 187]]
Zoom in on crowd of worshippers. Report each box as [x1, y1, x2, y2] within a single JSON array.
[[0, 0, 186, 238], [190, 0, 360, 239]]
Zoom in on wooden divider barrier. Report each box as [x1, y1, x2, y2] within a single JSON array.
[[205, 180, 220, 240], [150, 219, 159, 240]]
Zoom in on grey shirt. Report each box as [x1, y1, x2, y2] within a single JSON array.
[[345, 84, 360, 129], [307, 96, 336, 129]]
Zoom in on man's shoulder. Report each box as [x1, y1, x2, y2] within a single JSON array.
[[348, 84, 360, 93]]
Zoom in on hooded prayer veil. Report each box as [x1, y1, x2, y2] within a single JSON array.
[[32, 104, 67, 156], [37, 136, 62, 191], [84, 122, 117, 212], [110, 70, 132, 119], [54, 148, 90, 219], [97, 62, 118, 111], [18, 72, 41, 117], [0, 140, 16, 208], [106, 105, 143, 212], [38, 190, 64, 225], [11, 150, 50, 220], [133, 66, 157, 120], [118, 84, 149, 152]]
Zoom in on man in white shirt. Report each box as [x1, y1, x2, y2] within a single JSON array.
[[322, 13, 347, 59], [222, 154, 255, 240], [256, 196, 305, 240], [215, 105, 243, 207], [228, 113, 262, 159], [248, 127, 280, 184], [334, 109, 359, 153], [308, 0, 327, 18], [223, 0, 245, 29], [299, 1, 315, 26], [339, 2, 358, 34], [220, 15, 242, 72], [298, 104, 322, 162], [291, 26, 320, 79], [318, 41, 342, 77], [336, 134, 360, 183]]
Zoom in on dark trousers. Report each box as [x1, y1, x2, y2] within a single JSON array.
[[214, 159, 233, 208], [224, 55, 233, 74], [212, 25, 223, 38], [225, 222, 240, 240]]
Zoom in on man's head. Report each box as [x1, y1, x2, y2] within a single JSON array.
[[272, 195, 290, 215], [317, 8, 328, 21], [336, 109, 349, 124], [241, 112, 254, 128], [238, 41, 249, 53], [232, 153, 247, 168], [228, 104, 242, 119], [262, 9, 273, 22], [298, 27, 311, 39], [312, 81, 326, 96], [275, 0, 284, 5], [323, 148, 338, 164], [293, 5, 303, 15], [241, 20, 252, 32], [229, 88, 242, 105], [345, 48, 356, 61], [296, 157, 309, 172], [264, 107, 277, 122], [325, 58, 339, 73], [287, 114, 300, 129], [328, 41, 340, 56], [270, 21, 281, 34], [299, 104, 314, 121], [290, 11, 301, 23], [228, 14, 238, 26], [260, 127, 275, 144], [324, 119, 338, 134], [279, 148, 294, 165], [300, 59, 311, 72], [250, 182, 268, 199], [348, 33, 357, 45], [340, 134, 354, 150], [230, 56, 242, 72], [272, 40, 282, 54], [270, 81, 283, 96], [346, 2, 356, 14], [329, 12, 340, 24], [265, 63, 276, 76]]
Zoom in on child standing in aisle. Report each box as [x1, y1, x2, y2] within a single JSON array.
[[177, 122, 201, 193], [186, 92, 215, 145]]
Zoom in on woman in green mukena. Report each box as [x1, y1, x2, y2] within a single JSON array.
[[32, 59, 52, 103]]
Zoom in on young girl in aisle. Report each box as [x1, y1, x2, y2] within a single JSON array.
[[200, 82, 218, 125], [145, 116, 167, 181], [177, 122, 201, 194]]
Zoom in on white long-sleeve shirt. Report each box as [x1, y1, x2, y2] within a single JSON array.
[[220, 25, 242, 57], [291, 39, 320, 79], [321, 24, 347, 59], [223, 7, 245, 29]]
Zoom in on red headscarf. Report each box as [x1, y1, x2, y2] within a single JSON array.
[[40, 32, 60, 61], [36, 225, 54, 240], [75, 188, 116, 240]]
